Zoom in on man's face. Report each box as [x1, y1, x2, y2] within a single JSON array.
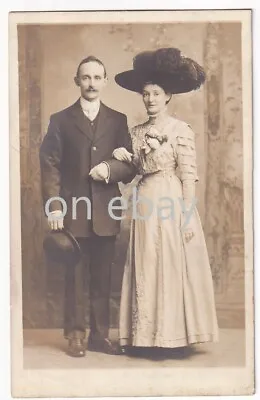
[[75, 61, 107, 101]]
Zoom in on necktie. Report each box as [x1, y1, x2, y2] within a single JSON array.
[[82, 106, 99, 122]]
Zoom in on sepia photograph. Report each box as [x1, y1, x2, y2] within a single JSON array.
[[9, 9, 254, 397]]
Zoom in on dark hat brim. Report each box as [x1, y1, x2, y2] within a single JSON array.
[[43, 229, 82, 266], [115, 69, 199, 94], [64, 230, 81, 255]]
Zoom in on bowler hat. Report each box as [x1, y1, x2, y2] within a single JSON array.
[[115, 47, 206, 94], [43, 229, 82, 266]]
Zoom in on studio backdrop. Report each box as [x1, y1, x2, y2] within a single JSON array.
[[18, 22, 244, 330]]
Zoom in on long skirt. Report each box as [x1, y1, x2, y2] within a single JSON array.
[[119, 171, 219, 348]]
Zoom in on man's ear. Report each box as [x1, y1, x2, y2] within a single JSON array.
[[74, 76, 80, 87]]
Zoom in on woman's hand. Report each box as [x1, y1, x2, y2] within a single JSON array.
[[112, 147, 133, 163]]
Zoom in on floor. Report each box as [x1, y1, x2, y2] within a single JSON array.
[[23, 328, 245, 369]]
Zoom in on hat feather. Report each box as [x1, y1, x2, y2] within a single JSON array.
[[180, 57, 206, 88], [154, 48, 182, 73]]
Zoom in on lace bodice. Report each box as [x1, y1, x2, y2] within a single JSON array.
[[131, 114, 199, 182]]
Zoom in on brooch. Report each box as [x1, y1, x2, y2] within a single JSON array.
[[141, 126, 168, 155]]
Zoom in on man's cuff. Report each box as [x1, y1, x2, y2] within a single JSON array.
[[102, 161, 110, 183]]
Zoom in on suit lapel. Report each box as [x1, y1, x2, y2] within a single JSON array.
[[69, 100, 112, 143], [93, 103, 112, 143], [69, 99, 93, 141]]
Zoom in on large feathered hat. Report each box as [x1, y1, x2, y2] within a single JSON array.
[[115, 48, 206, 94]]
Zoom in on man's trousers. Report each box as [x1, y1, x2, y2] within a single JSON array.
[[63, 234, 116, 340]]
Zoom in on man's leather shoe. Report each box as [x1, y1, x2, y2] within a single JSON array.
[[87, 337, 124, 355], [67, 331, 86, 357]]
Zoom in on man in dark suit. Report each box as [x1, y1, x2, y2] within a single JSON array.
[[39, 56, 135, 357]]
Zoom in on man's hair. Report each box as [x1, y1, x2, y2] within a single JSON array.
[[76, 56, 107, 78]]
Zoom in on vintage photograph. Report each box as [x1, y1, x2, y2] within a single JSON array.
[[10, 10, 254, 397]]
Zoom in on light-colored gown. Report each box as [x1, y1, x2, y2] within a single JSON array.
[[119, 114, 219, 348]]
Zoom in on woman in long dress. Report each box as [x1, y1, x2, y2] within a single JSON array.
[[113, 48, 219, 349]]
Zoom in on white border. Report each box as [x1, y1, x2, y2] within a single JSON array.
[[1, 2, 259, 399]]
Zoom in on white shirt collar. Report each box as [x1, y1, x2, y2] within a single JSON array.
[[80, 97, 100, 113]]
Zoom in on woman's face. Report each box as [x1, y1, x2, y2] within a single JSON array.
[[142, 83, 171, 115]]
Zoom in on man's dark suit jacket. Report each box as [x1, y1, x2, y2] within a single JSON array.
[[39, 99, 136, 237]]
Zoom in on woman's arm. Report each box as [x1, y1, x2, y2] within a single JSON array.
[[176, 122, 199, 242], [176, 122, 199, 205], [102, 116, 137, 184]]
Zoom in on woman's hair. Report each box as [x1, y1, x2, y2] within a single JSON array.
[[142, 80, 172, 104], [166, 96, 172, 105]]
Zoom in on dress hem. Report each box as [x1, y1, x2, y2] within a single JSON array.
[[119, 333, 219, 348]]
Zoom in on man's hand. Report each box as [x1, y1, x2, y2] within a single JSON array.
[[48, 210, 64, 231], [89, 162, 109, 181]]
